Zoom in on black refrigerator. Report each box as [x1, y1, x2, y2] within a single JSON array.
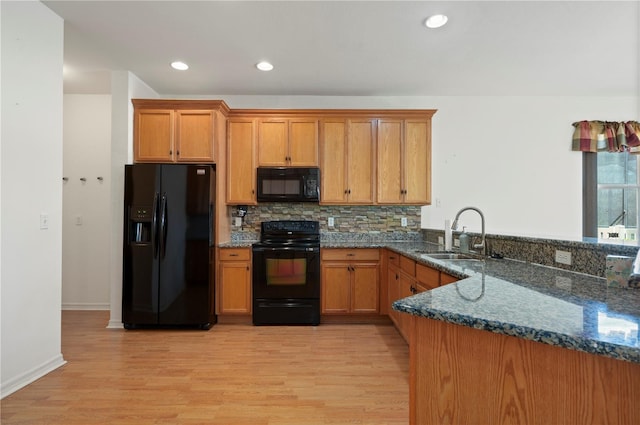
[[122, 164, 216, 329]]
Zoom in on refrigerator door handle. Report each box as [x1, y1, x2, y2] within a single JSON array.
[[152, 192, 159, 258], [160, 192, 168, 259]]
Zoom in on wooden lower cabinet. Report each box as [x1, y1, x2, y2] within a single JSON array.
[[321, 249, 380, 314], [217, 248, 252, 315], [387, 250, 460, 341]]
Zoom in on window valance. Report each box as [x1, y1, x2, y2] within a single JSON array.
[[572, 120, 640, 152]]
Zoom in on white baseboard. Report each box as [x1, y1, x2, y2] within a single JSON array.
[[1, 354, 66, 399], [107, 320, 124, 329], [61, 303, 110, 311]]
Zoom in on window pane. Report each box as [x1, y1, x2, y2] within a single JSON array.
[[597, 152, 636, 184]]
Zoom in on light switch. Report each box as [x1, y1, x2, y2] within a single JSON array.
[[40, 213, 49, 230]]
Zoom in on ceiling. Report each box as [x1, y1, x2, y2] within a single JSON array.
[[43, 0, 639, 97]]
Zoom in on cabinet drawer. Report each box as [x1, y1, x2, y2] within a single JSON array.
[[219, 248, 251, 261], [440, 272, 458, 286], [322, 248, 380, 261], [400, 255, 416, 276], [386, 250, 400, 267], [416, 264, 439, 290]]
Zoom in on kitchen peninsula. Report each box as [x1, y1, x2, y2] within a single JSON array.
[[392, 245, 640, 424]]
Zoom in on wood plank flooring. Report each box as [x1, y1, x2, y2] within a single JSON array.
[[2, 311, 409, 424]]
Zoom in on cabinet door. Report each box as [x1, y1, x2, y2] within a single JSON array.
[[258, 120, 288, 166], [397, 273, 415, 341], [227, 120, 256, 204], [320, 120, 348, 203], [347, 119, 375, 204], [387, 266, 400, 326], [377, 119, 403, 204], [351, 263, 379, 313], [321, 263, 351, 313], [175, 110, 215, 162], [135, 109, 174, 162], [218, 261, 251, 314], [289, 119, 318, 166], [404, 120, 430, 204]]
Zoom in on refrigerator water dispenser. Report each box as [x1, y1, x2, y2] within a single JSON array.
[[129, 206, 152, 244]]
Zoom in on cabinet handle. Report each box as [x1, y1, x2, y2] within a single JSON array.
[[347, 253, 355, 257], [177, 150, 180, 156], [389, 256, 396, 260], [246, 266, 250, 271], [229, 254, 239, 257], [344, 189, 348, 194], [169, 150, 173, 155]]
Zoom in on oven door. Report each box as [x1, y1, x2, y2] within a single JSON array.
[[252, 245, 320, 300]]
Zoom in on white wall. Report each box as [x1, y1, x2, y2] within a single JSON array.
[[1, 1, 66, 398], [107, 72, 158, 328], [183, 94, 638, 240], [62, 95, 111, 309]]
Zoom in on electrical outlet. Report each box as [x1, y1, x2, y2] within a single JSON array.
[[401, 217, 407, 227], [454, 238, 460, 247], [328, 217, 334, 227], [437, 236, 444, 245], [555, 250, 572, 265], [234, 217, 242, 227], [40, 213, 49, 230]]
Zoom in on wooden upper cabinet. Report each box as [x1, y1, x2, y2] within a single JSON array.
[[133, 99, 229, 164], [134, 109, 174, 162], [257, 118, 318, 166], [175, 110, 215, 162], [227, 119, 257, 205], [377, 120, 403, 204], [377, 119, 431, 205], [320, 119, 375, 204], [404, 120, 431, 204]]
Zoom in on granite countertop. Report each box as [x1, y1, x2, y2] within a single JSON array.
[[387, 242, 640, 364]]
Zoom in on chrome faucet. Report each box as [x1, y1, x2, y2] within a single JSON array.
[[451, 206, 486, 256]]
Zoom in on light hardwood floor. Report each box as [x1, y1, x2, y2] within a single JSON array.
[[2, 311, 409, 424]]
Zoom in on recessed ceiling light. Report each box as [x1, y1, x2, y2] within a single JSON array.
[[256, 61, 274, 71], [425, 14, 448, 29], [171, 61, 189, 71]]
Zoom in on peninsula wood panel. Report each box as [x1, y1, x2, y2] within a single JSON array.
[[410, 316, 640, 425]]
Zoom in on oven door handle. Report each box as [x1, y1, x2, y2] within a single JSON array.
[[252, 246, 319, 253]]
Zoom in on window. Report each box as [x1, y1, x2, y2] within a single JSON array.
[[584, 152, 640, 241]]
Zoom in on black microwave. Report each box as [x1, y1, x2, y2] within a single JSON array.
[[256, 167, 320, 202]]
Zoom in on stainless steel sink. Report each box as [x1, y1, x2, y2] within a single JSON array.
[[424, 252, 480, 260]]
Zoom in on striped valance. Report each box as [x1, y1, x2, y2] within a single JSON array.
[[572, 120, 640, 152]]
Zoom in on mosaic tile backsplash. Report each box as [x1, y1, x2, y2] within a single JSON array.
[[229, 204, 422, 241], [423, 228, 640, 278]]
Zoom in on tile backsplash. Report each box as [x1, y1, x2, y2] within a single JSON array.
[[229, 203, 422, 240]]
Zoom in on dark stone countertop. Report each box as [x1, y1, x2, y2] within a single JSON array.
[[385, 242, 640, 364]]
